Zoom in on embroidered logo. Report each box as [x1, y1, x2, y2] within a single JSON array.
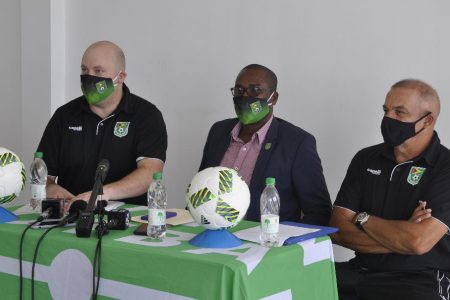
[[366, 168, 381, 175], [114, 122, 130, 138], [68, 126, 82, 132], [250, 101, 262, 114], [407, 166, 426, 186], [96, 80, 107, 94]]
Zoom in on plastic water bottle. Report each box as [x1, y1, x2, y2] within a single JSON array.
[[260, 177, 280, 247], [147, 172, 167, 239], [29, 151, 47, 211]]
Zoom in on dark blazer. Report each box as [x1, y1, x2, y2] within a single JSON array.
[[199, 117, 332, 226]]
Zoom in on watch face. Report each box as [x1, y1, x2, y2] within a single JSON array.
[[357, 212, 369, 223], [357, 213, 367, 222]]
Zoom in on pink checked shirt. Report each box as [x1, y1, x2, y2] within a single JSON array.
[[220, 116, 273, 185]]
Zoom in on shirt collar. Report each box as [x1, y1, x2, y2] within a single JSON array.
[[74, 83, 133, 116], [381, 131, 441, 166], [230, 114, 274, 145]]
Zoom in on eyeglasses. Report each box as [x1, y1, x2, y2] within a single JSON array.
[[230, 85, 270, 97]]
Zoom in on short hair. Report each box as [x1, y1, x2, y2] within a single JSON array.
[[239, 64, 278, 91], [391, 79, 440, 115]]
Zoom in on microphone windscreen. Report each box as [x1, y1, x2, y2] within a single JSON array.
[[98, 200, 108, 208], [69, 200, 87, 214], [99, 159, 110, 172]]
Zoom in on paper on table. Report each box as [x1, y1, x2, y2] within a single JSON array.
[[131, 208, 194, 226], [104, 201, 125, 211], [234, 223, 320, 247]]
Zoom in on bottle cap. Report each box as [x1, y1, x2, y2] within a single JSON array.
[[34, 152, 43, 159], [265, 177, 275, 185], [153, 172, 162, 180]]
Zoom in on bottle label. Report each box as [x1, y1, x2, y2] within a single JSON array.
[[261, 214, 279, 234], [149, 209, 166, 226], [31, 184, 46, 200]]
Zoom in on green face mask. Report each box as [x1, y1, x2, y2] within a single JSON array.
[[80, 73, 119, 105], [233, 92, 274, 125]]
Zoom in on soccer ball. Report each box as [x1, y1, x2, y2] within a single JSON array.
[[0, 147, 26, 205], [186, 167, 250, 230]]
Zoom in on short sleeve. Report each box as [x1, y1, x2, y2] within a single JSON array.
[[135, 106, 167, 162], [334, 151, 363, 212], [37, 110, 62, 177]]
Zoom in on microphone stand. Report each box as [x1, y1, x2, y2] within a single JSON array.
[[76, 170, 107, 237], [95, 187, 109, 237]]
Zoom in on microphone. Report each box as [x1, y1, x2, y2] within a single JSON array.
[[76, 159, 110, 237], [94, 159, 110, 185], [60, 200, 87, 225], [87, 159, 110, 211]]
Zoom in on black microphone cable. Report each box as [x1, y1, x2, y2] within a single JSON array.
[[19, 220, 40, 300], [92, 199, 108, 300], [19, 206, 54, 300], [31, 223, 62, 300], [30, 200, 87, 300], [93, 229, 103, 300]]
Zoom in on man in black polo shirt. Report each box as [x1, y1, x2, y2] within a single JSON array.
[[37, 41, 167, 206], [330, 79, 450, 300]]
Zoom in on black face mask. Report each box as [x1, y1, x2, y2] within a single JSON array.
[[381, 113, 430, 147]]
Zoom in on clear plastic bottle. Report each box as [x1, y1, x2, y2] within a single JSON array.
[[260, 177, 280, 247], [147, 172, 167, 239], [29, 151, 47, 211]]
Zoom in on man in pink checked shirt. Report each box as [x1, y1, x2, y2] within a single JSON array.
[[199, 64, 331, 225]]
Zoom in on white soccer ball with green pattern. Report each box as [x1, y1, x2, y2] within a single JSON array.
[[186, 167, 250, 230], [0, 147, 26, 205]]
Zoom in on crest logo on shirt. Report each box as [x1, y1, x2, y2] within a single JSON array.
[[407, 166, 426, 186], [95, 80, 108, 94], [250, 101, 262, 114], [114, 122, 130, 138]]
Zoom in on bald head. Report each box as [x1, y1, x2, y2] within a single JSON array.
[[390, 79, 440, 118], [83, 41, 126, 72]]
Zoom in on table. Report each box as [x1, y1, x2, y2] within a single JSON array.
[[0, 205, 338, 299]]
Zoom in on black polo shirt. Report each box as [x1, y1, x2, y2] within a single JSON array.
[[335, 132, 450, 272], [37, 84, 167, 205]]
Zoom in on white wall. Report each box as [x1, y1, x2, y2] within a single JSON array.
[[0, 0, 22, 158], [8, 0, 450, 260]]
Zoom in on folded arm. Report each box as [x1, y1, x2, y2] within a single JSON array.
[[330, 203, 446, 255], [329, 206, 392, 254], [362, 213, 447, 255]]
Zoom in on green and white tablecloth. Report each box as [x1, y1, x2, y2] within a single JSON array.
[[0, 205, 338, 299]]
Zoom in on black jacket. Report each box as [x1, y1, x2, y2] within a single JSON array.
[[199, 117, 331, 226]]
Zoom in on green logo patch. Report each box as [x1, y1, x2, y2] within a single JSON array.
[[114, 122, 130, 138], [95, 80, 108, 94], [407, 166, 426, 186], [250, 101, 262, 114]]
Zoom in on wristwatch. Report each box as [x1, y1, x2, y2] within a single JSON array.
[[355, 212, 370, 230]]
